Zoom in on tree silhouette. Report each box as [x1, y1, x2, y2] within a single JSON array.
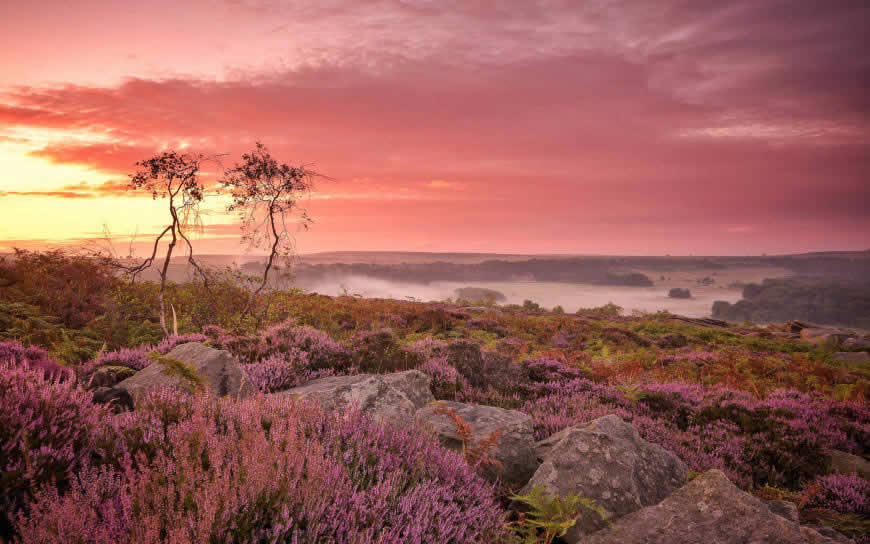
[[126, 151, 212, 335], [221, 142, 320, 316]]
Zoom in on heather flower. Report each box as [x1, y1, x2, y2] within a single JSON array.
[[88, 346, 152, 371], [0, 341, 65, 379], [419, 356, 467, 399], [803, 473, 870, 516], [17, 395, 508, 543], [0, 362, 107, 535]]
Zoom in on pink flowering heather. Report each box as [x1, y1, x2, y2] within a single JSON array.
[[88, 346, 152, 371], [16, 394, 508, 543], [419, 356, 467, 399], [0, 362, 108, 537], [245, 352, 337, 392], [205, 321, 352, 370], [804, 473, 870, 516], [0, 340, 65, 379]]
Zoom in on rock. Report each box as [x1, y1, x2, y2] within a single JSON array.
[[523, 415, 688, 538], [87, 365, 136, 389], [842, 336, 870, 350], [92, 386, 134, 413], [585, 470, 806, 544], [117, 342, 256, 401], [801, 525, 854, 544], [668, 288, 692, 299], [279, 370, 434, 426], [801, 328, 854, 345], [655, 333, 688, 348], [767, 500, 799, 523], [415, 400, 537, 485], [788, 321, 822, 333], [830, 450, 870, 479], [832, 352, 870, 364]]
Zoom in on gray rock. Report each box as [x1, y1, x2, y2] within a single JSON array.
[[801, 525, 855, 544], [280, 370, 434, 425], [830, 449, 870, 479], [92, 386, 134, 413], [832, 352, 870, 364], [87, 365, 136, 389], [800, 328, 854, 345], [585, 470, 806, 544], [843, 337, 870, 350], [523, 415, 688, 538], [767, 500, 799, 523], [415, 400, 537, 485], [117, 342, 256, 401]]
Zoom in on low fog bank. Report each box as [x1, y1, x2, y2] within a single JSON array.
[[298, 275, 743, 318]]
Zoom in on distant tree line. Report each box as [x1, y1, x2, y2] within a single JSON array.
[[712, 277, 870, 328], [270, 259, 655, 287]]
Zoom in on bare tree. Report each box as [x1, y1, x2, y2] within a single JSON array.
[[125, 151, 212, 335], [221, 142, 319, 316]]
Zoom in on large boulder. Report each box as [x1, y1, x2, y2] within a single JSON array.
[[523, 415, 687, 537], [584, 470, 807, 544], [279, 370, 434, 426], [415, 401, 537, 485], [117, 342, 256, 401]]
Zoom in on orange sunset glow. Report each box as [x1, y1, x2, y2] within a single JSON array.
[[1, 1, 868, 255]]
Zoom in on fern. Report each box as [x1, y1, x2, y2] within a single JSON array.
[[507, 485, 605, 544], [431, 402, 503, 471]]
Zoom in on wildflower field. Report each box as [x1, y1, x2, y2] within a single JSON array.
[[1, 250, 868, 542]]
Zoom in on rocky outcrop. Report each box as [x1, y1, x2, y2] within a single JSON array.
[[117, 342, 256, 401], [524, 415, 688, 538], [280, 370, 434, 425], [415, 400, 537, 485], [584, 470, 806, 544]]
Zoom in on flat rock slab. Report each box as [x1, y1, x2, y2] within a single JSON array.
[[801, 328, 854, 344], [415, 400, 537, 485], [584, 470, 808, 544], [117, 342, 256, 401], [279, 370, 434, 426], [832, 352, 870, 364], [524, 415, 688, 538]]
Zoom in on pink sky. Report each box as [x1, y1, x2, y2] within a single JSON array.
[[1, 1, 868, 255]]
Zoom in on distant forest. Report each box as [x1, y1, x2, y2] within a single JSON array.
[[279, 258, 656, 286], [713, 278, 870, 328]]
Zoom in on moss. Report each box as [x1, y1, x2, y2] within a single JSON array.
[[147, 352, 205, 393]]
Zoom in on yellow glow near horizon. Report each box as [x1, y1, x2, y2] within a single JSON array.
[[0, 144, 238, 249]]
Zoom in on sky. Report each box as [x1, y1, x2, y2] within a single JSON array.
[[1, 0, 868, 256]]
